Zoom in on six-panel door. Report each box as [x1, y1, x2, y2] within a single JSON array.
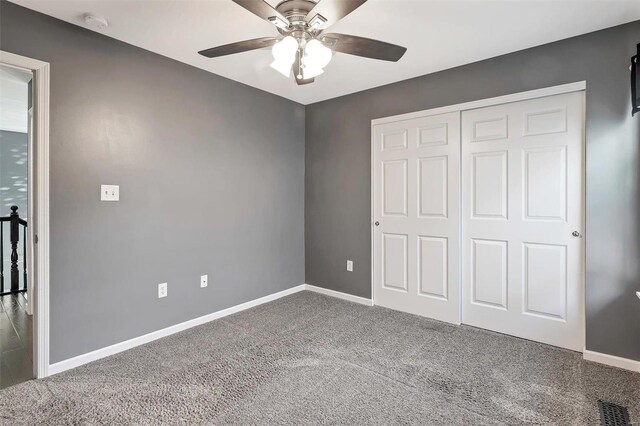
[[373, 112, 461, 324], [461, 92, 584, 351]]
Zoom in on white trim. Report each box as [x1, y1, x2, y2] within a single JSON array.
[[583, 349, 640, 373], [304, 284, 374, 306], [371, 82, 587, 345], [26, 97, 34, 316], [49, 285, 307, 376], [580, 92, 587, 354], [0, 50, 50, 379], [370, 113, 376, 307], [371, 81, 587, 126]]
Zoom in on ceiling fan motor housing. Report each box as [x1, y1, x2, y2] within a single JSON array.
[[275, 0, 323, 43], [276, 0, 317, 24]]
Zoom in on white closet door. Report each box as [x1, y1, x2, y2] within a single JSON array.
[[373, 112, 460, 324], [461, 92, 584, 351]]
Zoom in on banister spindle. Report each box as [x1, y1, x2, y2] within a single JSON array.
[[10, 206, 19, 293]]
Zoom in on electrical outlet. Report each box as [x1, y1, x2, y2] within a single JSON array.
[[200, 275, 208, 288], [346, 260, 353, 272], [101, 184, 119, 201], [158, 282, 167, 298]]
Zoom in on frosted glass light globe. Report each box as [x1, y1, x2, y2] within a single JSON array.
[[304, 39, 332, 69], [270, 36, 298, 77], [303, 66, 324, 80]]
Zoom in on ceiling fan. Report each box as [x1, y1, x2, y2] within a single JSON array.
[[198, 0, 407, 85]]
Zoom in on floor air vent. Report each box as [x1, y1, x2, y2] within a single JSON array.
[[599, 400, 631, 426]]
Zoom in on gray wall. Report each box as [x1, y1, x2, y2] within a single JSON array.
[[0, 1, 305, 363], [306, 21, 640, 361]]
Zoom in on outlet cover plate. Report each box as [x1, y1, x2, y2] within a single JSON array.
[[201, 275, 208, 288], [158, 282, 167, 298], [347, 260, 353, 272]]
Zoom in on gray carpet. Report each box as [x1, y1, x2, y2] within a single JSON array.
[[0, 291, 638, 425]]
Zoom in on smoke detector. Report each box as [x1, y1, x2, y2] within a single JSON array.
[[84, 14, 109, 31]]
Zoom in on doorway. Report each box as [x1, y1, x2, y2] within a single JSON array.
[[0, 50, 50, 381], [0, 63, 33, 388], [372, 84, 585, 351]]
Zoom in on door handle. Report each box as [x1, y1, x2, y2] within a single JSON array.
[[374, 221, 380, 226], [572, 231, 582, 238]]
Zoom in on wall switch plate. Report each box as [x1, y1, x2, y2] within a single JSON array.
[[158, 282, 167, 298], [200, 275, 208, 288], [346, 260, 353, 272], [101, 185, 119, 201]]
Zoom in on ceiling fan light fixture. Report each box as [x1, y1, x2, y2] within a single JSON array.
[[304, 39, 332, 69]]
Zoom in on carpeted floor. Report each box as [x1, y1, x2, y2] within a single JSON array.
[[0, 291, 638, 425]]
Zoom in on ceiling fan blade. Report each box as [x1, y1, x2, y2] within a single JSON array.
[[305, 0, 367, 30], [198, 37, 278, 58], [321, 33, 407, 62], [293, 50, 315, 85], [232, 0, 288, 25]]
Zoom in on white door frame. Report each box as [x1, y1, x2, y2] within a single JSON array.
[[1, 50, 51, 378], [371, 81, 586, 340]]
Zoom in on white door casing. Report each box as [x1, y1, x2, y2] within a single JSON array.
[[461, 91, 585, 351], [373, 112, 460, 324]]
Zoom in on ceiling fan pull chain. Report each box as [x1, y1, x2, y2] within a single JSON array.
[[297, 49, 304, 79]]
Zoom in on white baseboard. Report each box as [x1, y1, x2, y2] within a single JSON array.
[[583, 349, 640, 373], [51, 285, 639, 377], [304, 284, 374, 306], [48, 284, 307, 376]]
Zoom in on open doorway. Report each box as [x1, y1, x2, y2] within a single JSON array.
[[0, 63, 33, 388], [0, 50, 50, 381]]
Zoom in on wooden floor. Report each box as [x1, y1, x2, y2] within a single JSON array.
[[0, 292, 33, 389]]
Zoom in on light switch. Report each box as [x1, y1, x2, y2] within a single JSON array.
[[101, 185, 119, 201]]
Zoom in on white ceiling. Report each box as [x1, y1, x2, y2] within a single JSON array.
[[10, 0, 640, 105]]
